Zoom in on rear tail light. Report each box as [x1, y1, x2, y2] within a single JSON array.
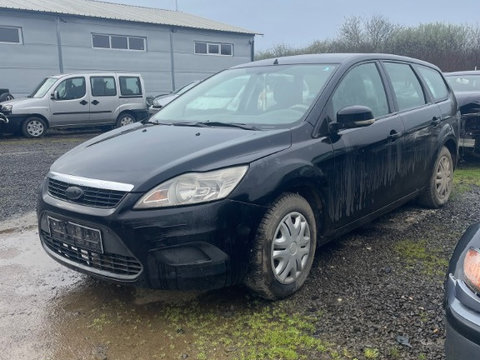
[[464, 248, 480, 293]]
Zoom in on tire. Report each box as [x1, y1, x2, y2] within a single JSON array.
[[116, 112, 136, 127], [22, 117, 47, 138], [244, 193, 317, 300], [418, 146, 453, 208]]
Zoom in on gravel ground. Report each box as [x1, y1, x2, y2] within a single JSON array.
[[1, 130, 479, 359]]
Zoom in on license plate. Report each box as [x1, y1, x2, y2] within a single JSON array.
[[47, 216, 104, 253]]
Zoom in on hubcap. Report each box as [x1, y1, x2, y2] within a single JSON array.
[[271, 212, 311, 284], [119, 115, 134, 126], [26, 120, 44, 137], [435, 155, 452, 200]]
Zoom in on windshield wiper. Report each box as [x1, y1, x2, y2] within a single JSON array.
[[186, 121, 258, 130], [141, 119, 174, 125]]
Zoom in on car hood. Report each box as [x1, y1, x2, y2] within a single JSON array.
[[153, 94, 177, 107], [0, 97, 45, 110], [50, 123, 292, 192], [454, 91, 480, 114]]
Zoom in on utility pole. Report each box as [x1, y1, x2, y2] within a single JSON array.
[[175, 0, 178, 11]]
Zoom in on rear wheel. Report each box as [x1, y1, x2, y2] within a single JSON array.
[[244, 193, 317, 300], [22, 117, 47, 138], [116, 112, 136, 127], [419, 146, 453, 208]]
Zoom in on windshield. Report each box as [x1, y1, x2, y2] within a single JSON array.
[[446, 75, 480, 92], [151, 64, 337, 128], [30, 77, 58, 98]]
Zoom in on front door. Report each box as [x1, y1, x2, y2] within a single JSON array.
[[325, 62, 405, 229], [49, 76, 90, 126]]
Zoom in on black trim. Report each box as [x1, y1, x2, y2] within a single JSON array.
[[119, 95, 143, 99], [446, 306, 480, 346], [52, 111, 112, 115]]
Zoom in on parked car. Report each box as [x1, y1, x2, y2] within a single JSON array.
[[0, 88, 13, 103], [37, 54, 459, 300], [148, 81, 200, 115], [0, 73, 148, 138], [444, 71, 480, 156], [445, 223, 480, 359]]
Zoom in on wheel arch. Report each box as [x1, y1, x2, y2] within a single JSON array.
[[24, 114, 50, 127]]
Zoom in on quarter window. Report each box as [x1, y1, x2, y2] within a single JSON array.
[[0, 26, 21, 44], [383, 62, 426, 111], [55, 77, 86, 100], [331, 63, 389, 118], [194, 41, 233, 56], [90, 76, 117, 97], [92, 34, 146, 51], [119, 76, 142, 96], [416, 66, 449, 101]]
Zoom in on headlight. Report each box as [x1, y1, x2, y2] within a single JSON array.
[[464, 247, 480, 292], [134, 165, 248, 209], [2, 104, 12, 112]]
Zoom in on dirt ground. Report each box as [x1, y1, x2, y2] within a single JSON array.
[[1, 132, 480, 360]]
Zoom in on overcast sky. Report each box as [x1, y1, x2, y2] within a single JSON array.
[[112, 0, 480, 52]]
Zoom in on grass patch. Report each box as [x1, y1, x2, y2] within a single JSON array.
[[453, 166, 480, 195], [395, 239, 448, 276]]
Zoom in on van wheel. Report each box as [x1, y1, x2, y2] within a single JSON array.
[[419, 146, 453, 208], [22, 117, 47, 138], [244, 193, 317, 300], [116, 113, 135, 127]]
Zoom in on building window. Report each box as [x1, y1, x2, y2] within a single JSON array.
[[92, 33, 146, 51], [194, 41, 233, 56], [0, 26, 22, 44]]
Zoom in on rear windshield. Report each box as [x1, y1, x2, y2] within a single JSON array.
[[152, 64, 337, 128], [446, 75, 480, 92]]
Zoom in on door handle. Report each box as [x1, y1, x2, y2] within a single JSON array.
[[432, 116, 441, 126], [79, 100, 88, 105], [388, 129, 401, 141], [91, 100, 99, 105]]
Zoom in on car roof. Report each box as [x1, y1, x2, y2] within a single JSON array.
[[444, 70, 480, 76], [232, 53, 439, 70], [48, 72, 142, 78]]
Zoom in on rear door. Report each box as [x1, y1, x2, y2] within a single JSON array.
[[325, 62, 406, 228], [49, 76, 90, 126], [89, 75, 119, 124], [381, 62, 439, 192]]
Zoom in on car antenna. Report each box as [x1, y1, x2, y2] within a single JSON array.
[[273, 59, 279, 65]]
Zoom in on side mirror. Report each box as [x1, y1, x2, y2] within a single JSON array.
[[50, 91, 59, 100], [336, 105, 375, 128]]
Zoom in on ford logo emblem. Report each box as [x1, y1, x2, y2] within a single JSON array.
[[65, 186, 84, 201]]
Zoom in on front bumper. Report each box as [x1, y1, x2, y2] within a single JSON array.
[[0, 113, 26, 134], [445, 274, 480, 359], [37, 180, 265, 290]]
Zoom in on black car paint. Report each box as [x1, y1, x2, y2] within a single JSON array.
[[37, 54, 459, 290]]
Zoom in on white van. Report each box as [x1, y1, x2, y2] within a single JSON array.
[[0, 73, 147, 138]]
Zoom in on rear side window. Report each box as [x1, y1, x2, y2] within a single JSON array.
[[90, 76, 117, 96], [331, 62, 389, 118], [416, 66, 449, 101], [119, 76, 142, 96], [383, 62, 426, 111]]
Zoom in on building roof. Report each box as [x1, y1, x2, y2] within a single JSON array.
[[0, 0, 257, 35]]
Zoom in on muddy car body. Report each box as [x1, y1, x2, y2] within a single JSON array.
[[445, 71, 480, 155], [38, 54, 459, 299]]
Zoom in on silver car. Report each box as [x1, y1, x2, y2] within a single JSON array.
[[0, 72, 148, 138], [148, 81, 199, 115]]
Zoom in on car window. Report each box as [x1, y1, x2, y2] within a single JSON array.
[[119, 76, 142, 96], [446, 75, 480, 91], [153, 64, 338, 128], [54, 77, 86, 100], [415, 66, 449, 101], [383, 62, 426, 111], [331, 62, 389, 118], [90, 76, 117, 97]]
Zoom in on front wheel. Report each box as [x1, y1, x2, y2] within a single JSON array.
[[244, 193, 317, 300], [419, 146, 453, 208], [116, 112, 136, 127], [22, 117, 47, 138]]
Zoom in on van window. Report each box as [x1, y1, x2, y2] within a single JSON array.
[[383, 62, 426, 111], [416, 66, 449, 101], [119, 76, 142, 96], [55, 77, 86, 100], [90, 76, 117, 96]]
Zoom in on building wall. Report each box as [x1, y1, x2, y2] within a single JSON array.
[[0, 10, 254, 97]]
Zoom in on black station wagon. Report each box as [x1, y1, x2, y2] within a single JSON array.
[[38, 54, 459, 299]]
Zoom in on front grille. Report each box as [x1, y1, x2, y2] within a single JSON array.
[[42, 231, 142, 278], [48, 178, 127, 208]]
